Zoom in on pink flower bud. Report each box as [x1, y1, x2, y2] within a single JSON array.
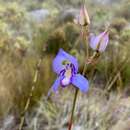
[[89, 30, 109, 52], [74, 5, 90, 26]]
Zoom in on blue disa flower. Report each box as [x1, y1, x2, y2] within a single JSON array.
[[48, 49, 89, 95]]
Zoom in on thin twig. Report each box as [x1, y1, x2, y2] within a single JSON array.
[[18, 58, 42, 130], [106, 58, 129, 92]]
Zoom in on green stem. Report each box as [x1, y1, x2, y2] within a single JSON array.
[[68, 62, 88, 130], [68, 88, 79, 130], [68, 2, 89, 128], [68, 27, 89, 130]]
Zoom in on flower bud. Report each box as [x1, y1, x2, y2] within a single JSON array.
[[89, 30, 109, 52], [74, 5, 90, 26]]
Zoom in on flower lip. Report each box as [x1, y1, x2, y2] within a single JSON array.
[[60, 77, 71, 87]]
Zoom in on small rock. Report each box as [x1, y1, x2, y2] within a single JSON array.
[[28, 9, 50, 24]]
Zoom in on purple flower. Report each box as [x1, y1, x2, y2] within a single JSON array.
[[48, 49, 89, 95], [89, 30, 109, 52], [74, 5, 90, 26]]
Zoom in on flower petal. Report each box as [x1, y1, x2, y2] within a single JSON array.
[[47, 77, 61, 97], [98, 32, 109, 52], [79, 6, 85, 26], [71, 74, 89, 93], [51, 77, 61, 92], [53, 49, 78, 74], [89, 33, 99, 50]]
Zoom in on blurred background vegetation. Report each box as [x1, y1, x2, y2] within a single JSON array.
[[0, 0, 130, 130]]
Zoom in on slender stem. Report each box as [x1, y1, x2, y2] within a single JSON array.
[[68, 62, 88, 130], [68, 88, 79, 130], [18, 59, 42, 130], [68, 26, 89, 130], [68, 1, 89, 129], [84, 26, 89, 59]]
